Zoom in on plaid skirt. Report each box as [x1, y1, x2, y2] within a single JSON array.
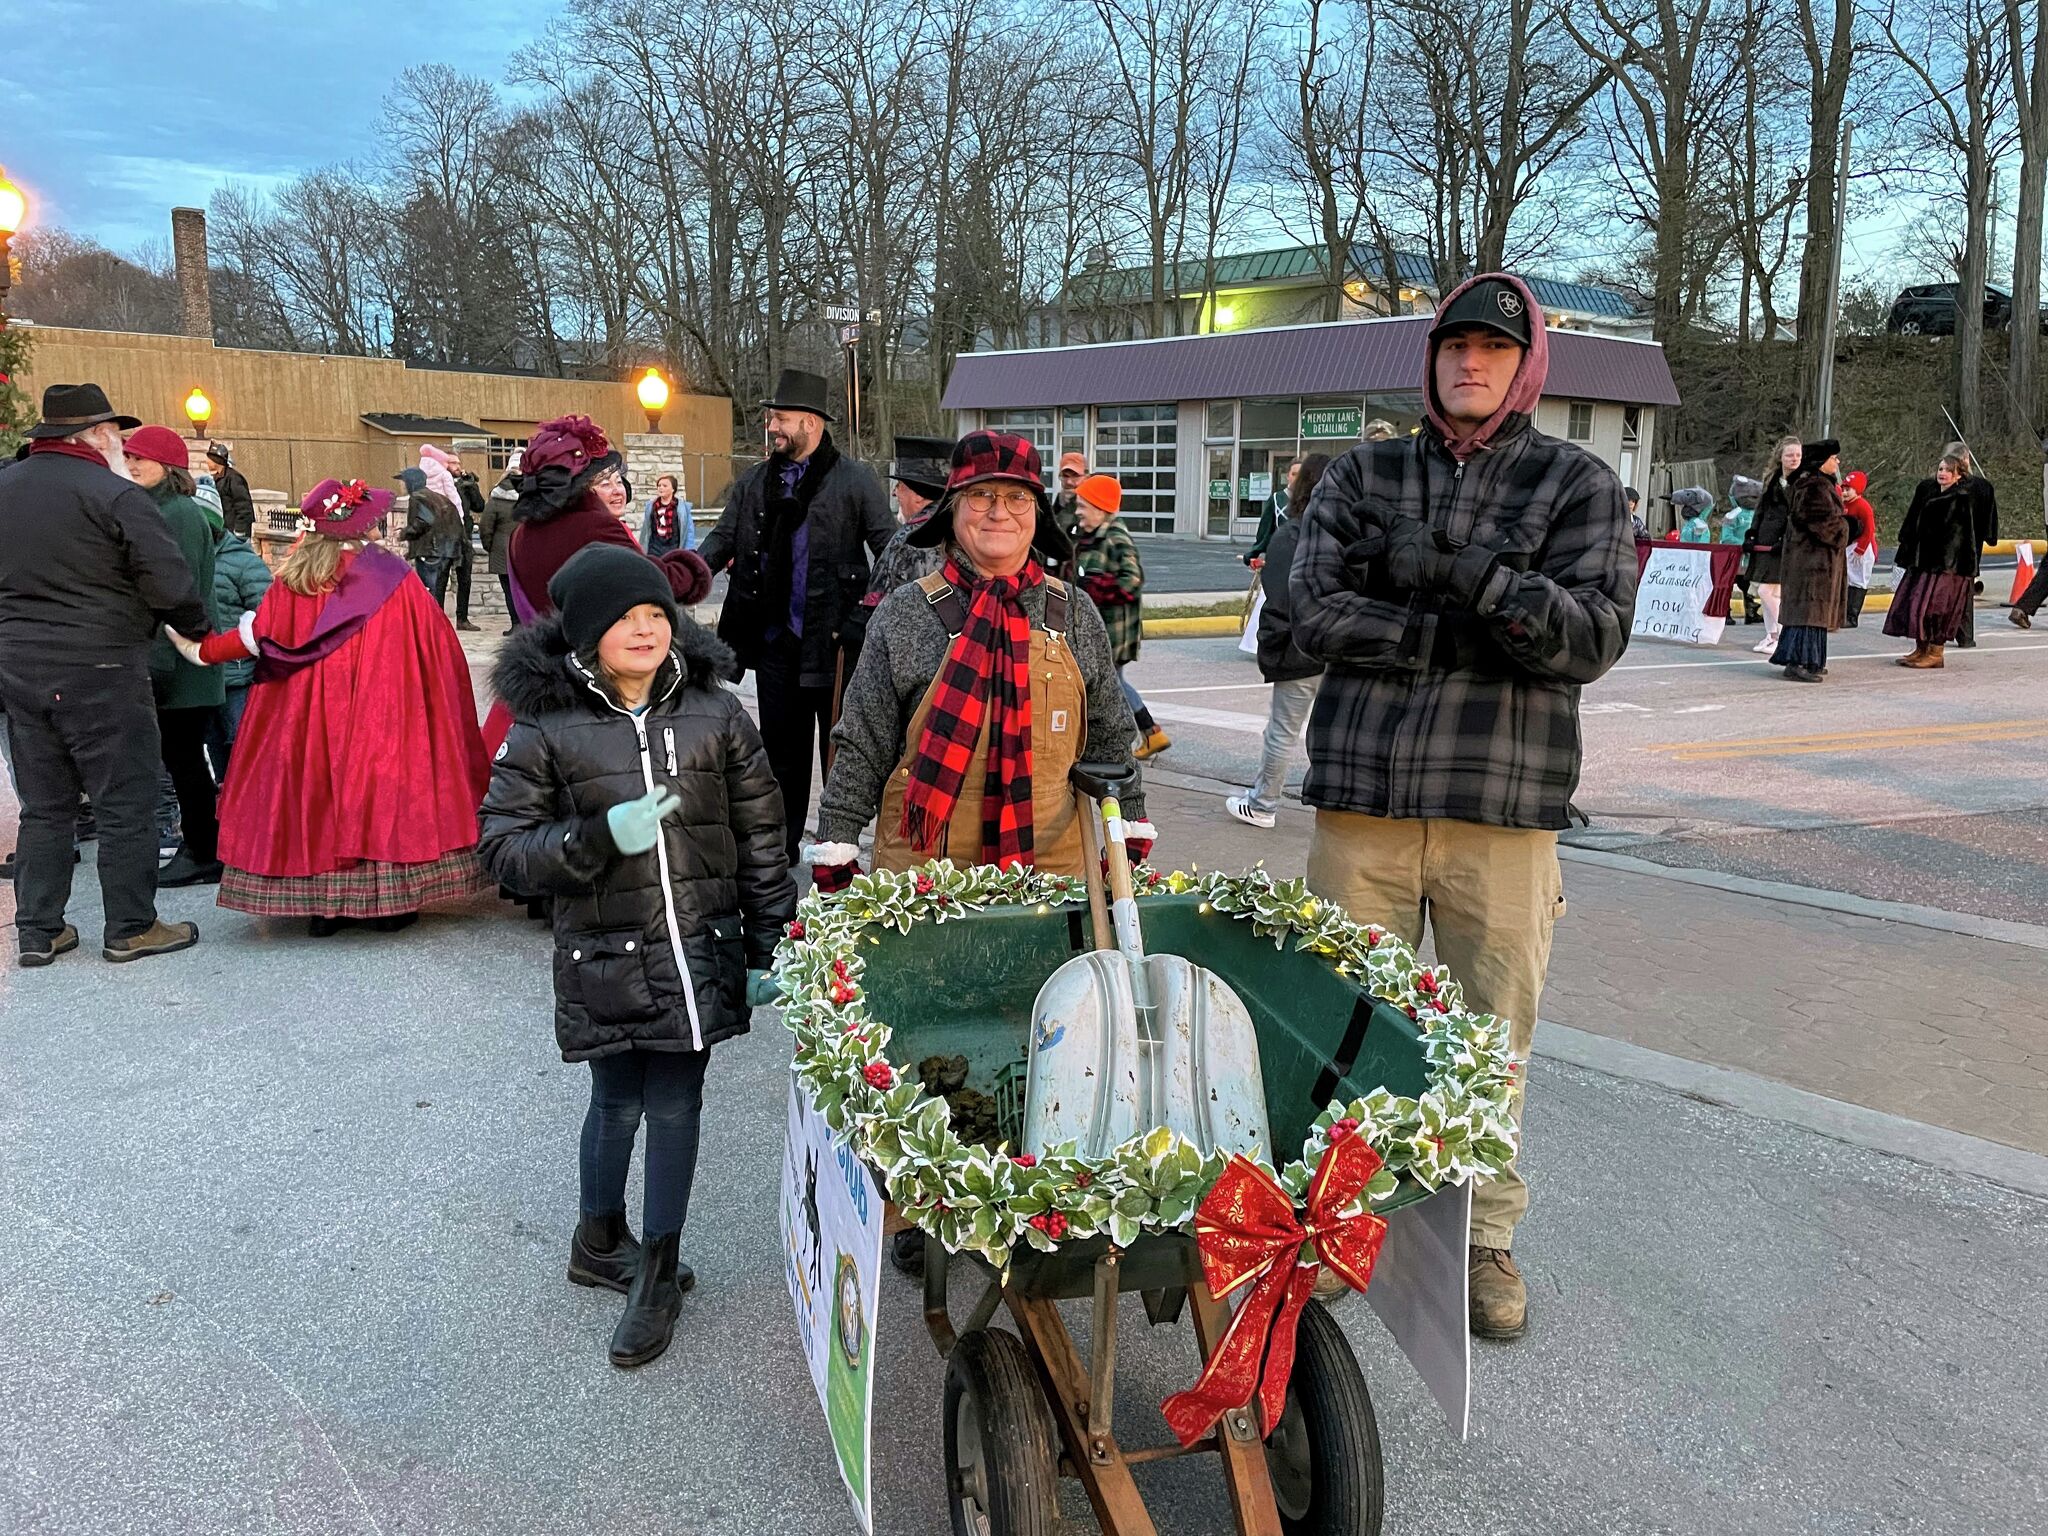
[[218, 847, 487, 919]]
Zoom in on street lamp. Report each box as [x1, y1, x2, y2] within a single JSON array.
[[0, 165, 26, 321], [183, 387, 213, 438], [637, 367, 670, 433]]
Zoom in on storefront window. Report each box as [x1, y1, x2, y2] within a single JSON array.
[[1061, 409, 1088, 465], [1094, 404, 1177, 533]]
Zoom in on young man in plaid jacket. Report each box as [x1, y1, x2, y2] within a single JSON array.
[[1290, 273, 1637, 1340]]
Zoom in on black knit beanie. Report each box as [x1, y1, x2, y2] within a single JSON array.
[[549, 544, 680, 657]]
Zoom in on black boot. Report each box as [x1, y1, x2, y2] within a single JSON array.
[[887, 1227, 926, 1278], [569, 1210, 643, 1295], [610, 1230, 686, 1368]]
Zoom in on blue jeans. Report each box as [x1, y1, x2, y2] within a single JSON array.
[[204, 685, 250, 781], [580, 1049, 709, 1239]]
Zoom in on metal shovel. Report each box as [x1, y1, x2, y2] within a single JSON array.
[[1021, 761, 1273, 1162]]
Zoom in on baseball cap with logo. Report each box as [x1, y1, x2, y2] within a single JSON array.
[[1427, 276, 1533, 348]]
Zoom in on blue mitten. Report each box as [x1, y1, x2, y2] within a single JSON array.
[[605, 788, 681, 855], [745, 970, 781, 1008]]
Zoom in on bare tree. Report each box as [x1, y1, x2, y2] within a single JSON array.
[[1793, 0, 1858, 427], [2003, 0, 2047, 435]]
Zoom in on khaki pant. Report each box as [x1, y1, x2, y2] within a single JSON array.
[[1306, 809, 1564, 1249]]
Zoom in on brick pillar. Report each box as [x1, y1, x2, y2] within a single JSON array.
[[170, 207, 214, 341]]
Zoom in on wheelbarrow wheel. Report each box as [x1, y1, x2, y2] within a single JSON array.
[[944, 1327, 1062, 1536], [1263, 1299, 1384, 1535]]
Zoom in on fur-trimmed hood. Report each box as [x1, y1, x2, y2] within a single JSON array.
[[493, 610, 738, 718]]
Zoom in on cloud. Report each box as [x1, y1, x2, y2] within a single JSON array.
[[0, 0, 558, 250]]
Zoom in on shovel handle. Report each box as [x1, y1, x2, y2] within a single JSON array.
[[1076, 792, 1114, 952], [1098, 795, 1146, 964]]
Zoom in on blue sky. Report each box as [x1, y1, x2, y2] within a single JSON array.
[[1, 0, 558, 252]]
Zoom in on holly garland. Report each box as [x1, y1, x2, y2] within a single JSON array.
[[775, 861, 1520, 1276]]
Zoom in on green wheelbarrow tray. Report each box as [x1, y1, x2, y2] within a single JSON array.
[[857, 892, 1437, 1325]]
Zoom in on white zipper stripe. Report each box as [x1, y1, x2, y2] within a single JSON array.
[[634, 714, 703, 1051]]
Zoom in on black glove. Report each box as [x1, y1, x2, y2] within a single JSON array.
[[1382, 518, 1505, 612], [1341, 499, 1394, 572]]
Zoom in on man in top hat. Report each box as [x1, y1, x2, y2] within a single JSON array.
[[812, 430, 1151, 892], [204, 443, 256, 538], [1290, 274, 1636, 1342], [697, 368, 893, 864], [0, 384, 214, 965]]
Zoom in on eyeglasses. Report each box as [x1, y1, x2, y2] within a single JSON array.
[[960, 487, 1038, 515]]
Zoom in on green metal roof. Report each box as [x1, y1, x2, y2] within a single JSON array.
[[1064, 244, 1641, 319]]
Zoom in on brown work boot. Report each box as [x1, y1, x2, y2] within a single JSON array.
[[1469, 1245, 1527, 1340], [1903, 643, 1945, 669], [1135, 726, 1172, 760], [20, 925, 80, 969], [1894, 644, 1926, 666], [103, 920, 200, 963]]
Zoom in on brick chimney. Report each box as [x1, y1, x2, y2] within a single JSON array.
[[170, 206, 214, 340]]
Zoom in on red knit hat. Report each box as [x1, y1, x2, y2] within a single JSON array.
[[122, 425, 190, 471]]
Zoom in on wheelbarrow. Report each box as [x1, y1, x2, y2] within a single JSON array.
[[854, 796, 1439, 1535]]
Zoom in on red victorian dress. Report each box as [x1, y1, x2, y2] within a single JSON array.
[[207, 544, 491, 918]]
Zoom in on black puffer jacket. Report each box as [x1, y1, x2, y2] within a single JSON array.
[[478, 614, 795, 1061]]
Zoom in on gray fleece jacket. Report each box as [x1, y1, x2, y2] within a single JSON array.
[[817, 557, 1145, 846]]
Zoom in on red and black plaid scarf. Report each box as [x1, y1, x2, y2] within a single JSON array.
[[901, 558, 1043, 868]]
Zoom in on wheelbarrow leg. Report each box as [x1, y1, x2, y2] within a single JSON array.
[[1189, 1279, 1285, 1536], [1007, 1286, 1159, 1536]]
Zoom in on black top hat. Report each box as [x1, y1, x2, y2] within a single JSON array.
[[759, 368, 834, 422], [890, 434, 954, 497], [1428, 278, 1533, 348], [27, 383, 141, 440]]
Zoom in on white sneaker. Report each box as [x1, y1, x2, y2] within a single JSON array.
[[1751, 634, 1778, 655], [1225, 796, 1276, 829]]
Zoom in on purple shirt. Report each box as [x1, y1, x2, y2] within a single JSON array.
[[778, 456, 809, 638]]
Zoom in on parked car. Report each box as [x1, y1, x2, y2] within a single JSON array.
[[1885, 281, 2048, 335]]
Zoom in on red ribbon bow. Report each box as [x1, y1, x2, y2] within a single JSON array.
[[1161, 1133, 1388, 1446]]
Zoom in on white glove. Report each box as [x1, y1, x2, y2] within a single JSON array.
[[164, 626, 204, 666]]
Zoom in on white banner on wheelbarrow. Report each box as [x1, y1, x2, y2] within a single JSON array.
[[781, 1072, 886, 1532], [1363, 1178, 1474, 1440]]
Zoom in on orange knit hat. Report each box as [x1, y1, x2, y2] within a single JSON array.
[[1076, 473, 1122, 515]]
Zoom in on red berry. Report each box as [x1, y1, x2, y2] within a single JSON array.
[[1326, 1116, 1361, 1143], [1416, 969, 1437, 994], [1013, 1153, 1037, 1168], [915, 873, 935, 894], [1029, 1213, 1049, 1232], [786, 920, 805, 940], [1046, 1212, 1069, 1240], [1364, 930, 1379, 948], [863, 1062, 894, 1090], [1074, 1171, 1093, 1189], [1404, 1005, 1417, 1019]]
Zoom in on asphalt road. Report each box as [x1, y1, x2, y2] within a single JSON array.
[[1121, 607, 2048, 921], [2, 892, 2042, 1535]]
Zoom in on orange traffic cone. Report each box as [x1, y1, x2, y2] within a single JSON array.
[[2012, 541, 2039, 604]]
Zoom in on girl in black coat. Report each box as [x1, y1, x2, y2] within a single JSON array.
[[479, 544, 794, 1369], [1884, 453, 1978, 667], [1744, 435, 1800, 653]]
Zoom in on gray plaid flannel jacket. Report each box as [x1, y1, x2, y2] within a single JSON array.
[[1290, 416, 1636, 829]]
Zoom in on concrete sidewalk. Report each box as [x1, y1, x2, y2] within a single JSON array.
[[1140, 770, 2048, 1160]]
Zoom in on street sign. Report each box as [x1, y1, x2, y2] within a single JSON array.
[[822, 304, 861, 323], [839, 323, 862, 346], [1300, 404, 1364, 440], [1207, 478, 1230, 499]]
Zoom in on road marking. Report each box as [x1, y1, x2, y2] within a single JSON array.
[[1610, 637, 2048, 671], [1147, 701, 1280, 734], [1647, 718, 2048, 762]]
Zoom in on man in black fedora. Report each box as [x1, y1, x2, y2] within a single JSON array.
[[698, 368, 893, 863], [0, 384, 213, 965]]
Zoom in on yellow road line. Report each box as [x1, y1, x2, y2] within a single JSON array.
[[1651, 718, 2048, 762]]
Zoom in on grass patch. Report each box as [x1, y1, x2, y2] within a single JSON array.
[[1144, 599, 1247, 622]]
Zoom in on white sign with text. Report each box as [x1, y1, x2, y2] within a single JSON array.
[[1631, 546, 1725, 647]]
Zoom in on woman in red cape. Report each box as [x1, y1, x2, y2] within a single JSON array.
[[171, 476, 490, 934]]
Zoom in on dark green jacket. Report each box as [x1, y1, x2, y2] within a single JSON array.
[[211, 530, 273, 688], [148, 483, 225, 710]]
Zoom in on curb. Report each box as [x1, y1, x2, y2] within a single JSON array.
[[1143, 615, 1246, 638], [1554, 845, 2048, 952], [1538, 1020, 2048, 1200]]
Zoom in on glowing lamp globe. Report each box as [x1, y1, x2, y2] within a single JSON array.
[[0, 177, 24, 237], [184, 388, 213, 435], [637, 368, 670, 431]]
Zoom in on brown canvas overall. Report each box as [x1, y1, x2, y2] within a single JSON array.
[[874, 572, 1090, 878]]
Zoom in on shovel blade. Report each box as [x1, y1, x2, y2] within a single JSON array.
[[1145, 955, 1273, 1162], [1024, 952, 1144, 1158]]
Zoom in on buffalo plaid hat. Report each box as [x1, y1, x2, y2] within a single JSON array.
[[907, 431, 1072, 561]]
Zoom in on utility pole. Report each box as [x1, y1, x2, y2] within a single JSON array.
[[1814, 120, 1853, 436]]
